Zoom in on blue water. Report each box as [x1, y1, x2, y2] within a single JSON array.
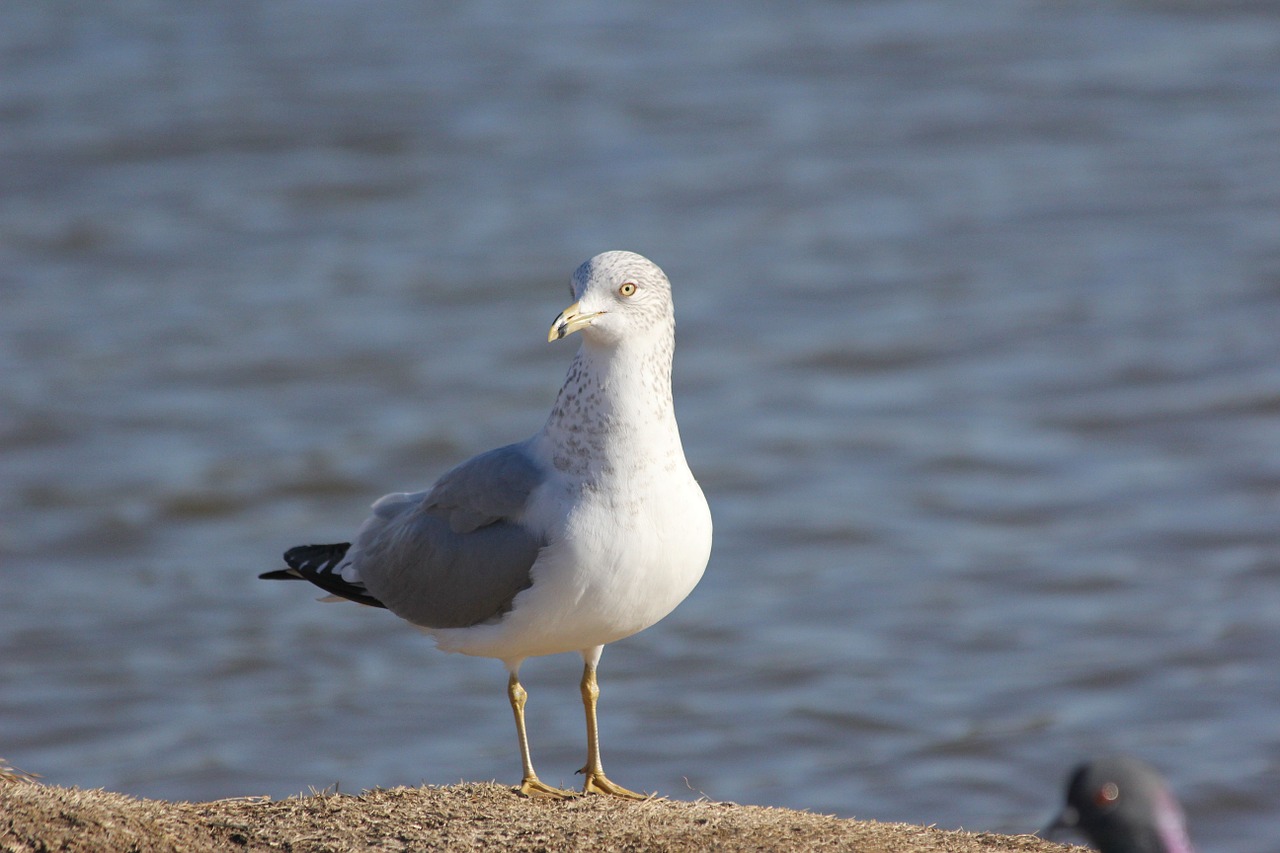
[[3, 2, 1278, 849]]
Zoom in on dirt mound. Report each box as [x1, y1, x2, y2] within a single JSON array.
[[0, 778, 1076, 852]]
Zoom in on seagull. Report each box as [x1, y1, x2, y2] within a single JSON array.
[[1042, 756, 1197, 853], [260, 250, 713, 799]]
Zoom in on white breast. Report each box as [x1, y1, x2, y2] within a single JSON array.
[[429, 462, 712, 663]]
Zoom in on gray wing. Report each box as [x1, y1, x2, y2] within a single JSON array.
[[349, 441, 546, 629]]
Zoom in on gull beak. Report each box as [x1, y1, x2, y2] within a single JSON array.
[[548, 301, 605, 342]]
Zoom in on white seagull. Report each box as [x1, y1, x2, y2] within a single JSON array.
[[261, 250, 713, 799]]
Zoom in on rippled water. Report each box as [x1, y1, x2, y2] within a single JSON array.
[[3, 2, 1279, 850]]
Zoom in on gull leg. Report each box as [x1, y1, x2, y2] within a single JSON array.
[[508, 672, 575, 798], [577, 653, 648, 799]]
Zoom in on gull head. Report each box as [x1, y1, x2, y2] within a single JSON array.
[[548, 251, 674, 346]]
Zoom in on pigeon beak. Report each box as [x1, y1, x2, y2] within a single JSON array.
[[548, 301, 605, 342], [1038, 806, 1078, 839]]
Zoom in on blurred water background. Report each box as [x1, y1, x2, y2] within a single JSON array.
[[2, 1, 1278, 849]]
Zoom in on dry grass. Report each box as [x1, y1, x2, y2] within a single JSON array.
[[0, 778, 1082, 853], [0, 758, 38, 786]]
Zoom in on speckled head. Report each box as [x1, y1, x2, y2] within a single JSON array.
[[549, 251, 675, 346]]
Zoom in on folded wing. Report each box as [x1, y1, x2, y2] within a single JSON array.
[[347, 441, 547, 629]]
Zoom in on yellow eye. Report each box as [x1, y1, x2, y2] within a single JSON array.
[[619, 282, 637, 297]]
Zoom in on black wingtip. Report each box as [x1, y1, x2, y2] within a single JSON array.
[[283, 542, 352, 567], [268, 542, 386, 609], [258, 569, 302, 581]]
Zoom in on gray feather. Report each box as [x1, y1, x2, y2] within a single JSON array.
[[352, 442, 545, 629], [427, 441, 547, 532]]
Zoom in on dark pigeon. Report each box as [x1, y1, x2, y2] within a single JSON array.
[[1042, 756, 1196, 853]]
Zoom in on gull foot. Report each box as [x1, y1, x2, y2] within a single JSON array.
[[580, 771, 649, 800], [517, 777, 578, 799]]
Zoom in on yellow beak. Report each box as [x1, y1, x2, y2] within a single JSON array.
[[548, 301, 605, 342]]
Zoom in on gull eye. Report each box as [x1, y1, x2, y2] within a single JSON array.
[[618, 282, 637, 297]]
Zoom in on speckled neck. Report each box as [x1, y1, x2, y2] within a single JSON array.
[[541, 330, 681, 480]]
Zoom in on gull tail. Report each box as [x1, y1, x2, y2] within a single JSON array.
[[260, 543, 387, 609]]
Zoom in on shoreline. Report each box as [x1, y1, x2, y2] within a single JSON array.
[[0, 779, 1078, 852]]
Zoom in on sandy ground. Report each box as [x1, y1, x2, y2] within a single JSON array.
[[0, 775, 1081, 853]]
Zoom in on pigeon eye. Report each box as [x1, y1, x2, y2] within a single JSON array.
[[618, 282, 637, 297], [1094, 782, 1120, 808]]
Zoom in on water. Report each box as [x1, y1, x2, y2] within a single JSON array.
[[3, 2, 1278, 849]]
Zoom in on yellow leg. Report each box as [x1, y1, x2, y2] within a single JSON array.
[[578, 662, 648, 799], [508, 673, 575, 799]]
